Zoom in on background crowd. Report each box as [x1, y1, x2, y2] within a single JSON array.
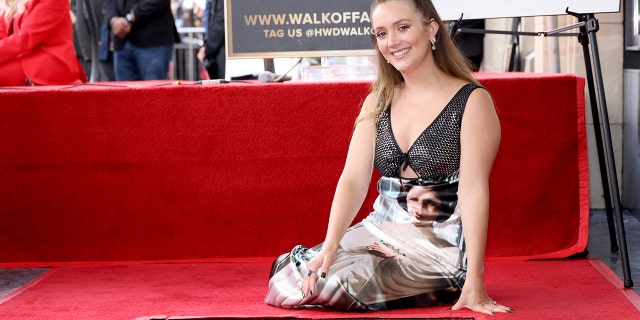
[[1, 0, 476, 86], [0, 0, 223, 86]]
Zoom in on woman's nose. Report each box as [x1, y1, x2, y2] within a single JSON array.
[[388, 32, 399, 46]]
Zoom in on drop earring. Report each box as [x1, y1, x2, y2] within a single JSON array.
[[430, 36, 436, 51]]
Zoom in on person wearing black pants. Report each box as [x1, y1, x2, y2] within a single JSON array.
[[199, 0, 225, 79]]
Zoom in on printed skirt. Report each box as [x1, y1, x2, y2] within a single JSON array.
[[265, 176, 466, 311]]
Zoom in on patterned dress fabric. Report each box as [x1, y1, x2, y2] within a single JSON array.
[[265, 84, 482, 311]]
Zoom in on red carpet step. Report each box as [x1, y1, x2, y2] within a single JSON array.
[[0, 259, 638, 320]]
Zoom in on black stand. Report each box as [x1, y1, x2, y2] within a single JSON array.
[[454, 9, 633, 288], [565, 9, 633, 288], [561, 11, 621, 255]]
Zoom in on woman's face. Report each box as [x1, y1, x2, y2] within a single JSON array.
[[371, 0, 434, 73]]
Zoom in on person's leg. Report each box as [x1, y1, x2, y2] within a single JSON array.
[[113, 42, 141, 81], [99, 59, 115, 81], [215, 45, 226, 79], [135, 44, 174, 80], [204, 46, 226, 80], [204, 58, 218, 80], [0, 59, 28, 86]]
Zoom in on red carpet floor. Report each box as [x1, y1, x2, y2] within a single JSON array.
[[0, 259, 638, 320]]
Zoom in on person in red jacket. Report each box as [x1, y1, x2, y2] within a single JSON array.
[[0, 0, 86, 86]]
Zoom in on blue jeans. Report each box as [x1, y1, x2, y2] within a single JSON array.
[[114, 42, 173, 81]]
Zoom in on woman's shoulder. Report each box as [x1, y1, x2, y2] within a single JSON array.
[[465, 84, 493, 106], [444, 77, 490, 104]]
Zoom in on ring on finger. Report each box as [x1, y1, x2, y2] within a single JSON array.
[[306, 269, 315, 276]]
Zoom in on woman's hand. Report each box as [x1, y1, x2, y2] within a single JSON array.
[[450, 280, 513, 315], [301, 247, 337, 298]]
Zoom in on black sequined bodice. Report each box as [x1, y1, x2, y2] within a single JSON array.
[[374, 84, 481, 181]]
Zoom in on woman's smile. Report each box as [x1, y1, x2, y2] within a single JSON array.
[[392, 48, 411, 58]]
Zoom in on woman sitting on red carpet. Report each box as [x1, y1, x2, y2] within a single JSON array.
[[0, 0, 86, 86], [266, 0, 513, 315]]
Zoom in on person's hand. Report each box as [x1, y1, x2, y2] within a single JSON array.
[[449, 280, 513, 315], [301, 247, 337, 298], [197, 46, 206, 61], [111, 17, 132, 39]]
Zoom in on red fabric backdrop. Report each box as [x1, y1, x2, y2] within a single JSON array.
[[0, 73, 588, 265]]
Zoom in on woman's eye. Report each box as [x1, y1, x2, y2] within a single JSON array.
[[399, 25, 410, 31], [376, 31, 386, 38]]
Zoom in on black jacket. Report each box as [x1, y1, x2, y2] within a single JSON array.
[[105, 0, 179, 51], [204, 0, 224, 58], [203, 0, 225, 79]]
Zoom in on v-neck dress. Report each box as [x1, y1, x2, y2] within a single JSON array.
[[265, 84, 482, 311]]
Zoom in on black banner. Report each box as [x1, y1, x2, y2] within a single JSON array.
[[226, 0, 376, 58]]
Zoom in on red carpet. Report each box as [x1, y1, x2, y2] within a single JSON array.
[[0, 74, 598, 317], [0, 259, 638, 320]]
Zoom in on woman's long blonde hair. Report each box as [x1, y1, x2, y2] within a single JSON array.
[[1, 0, 32, 22], [361, 0, 477, 124]]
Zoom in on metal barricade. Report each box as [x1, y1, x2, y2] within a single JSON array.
[[172, 27, 206, 80]]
